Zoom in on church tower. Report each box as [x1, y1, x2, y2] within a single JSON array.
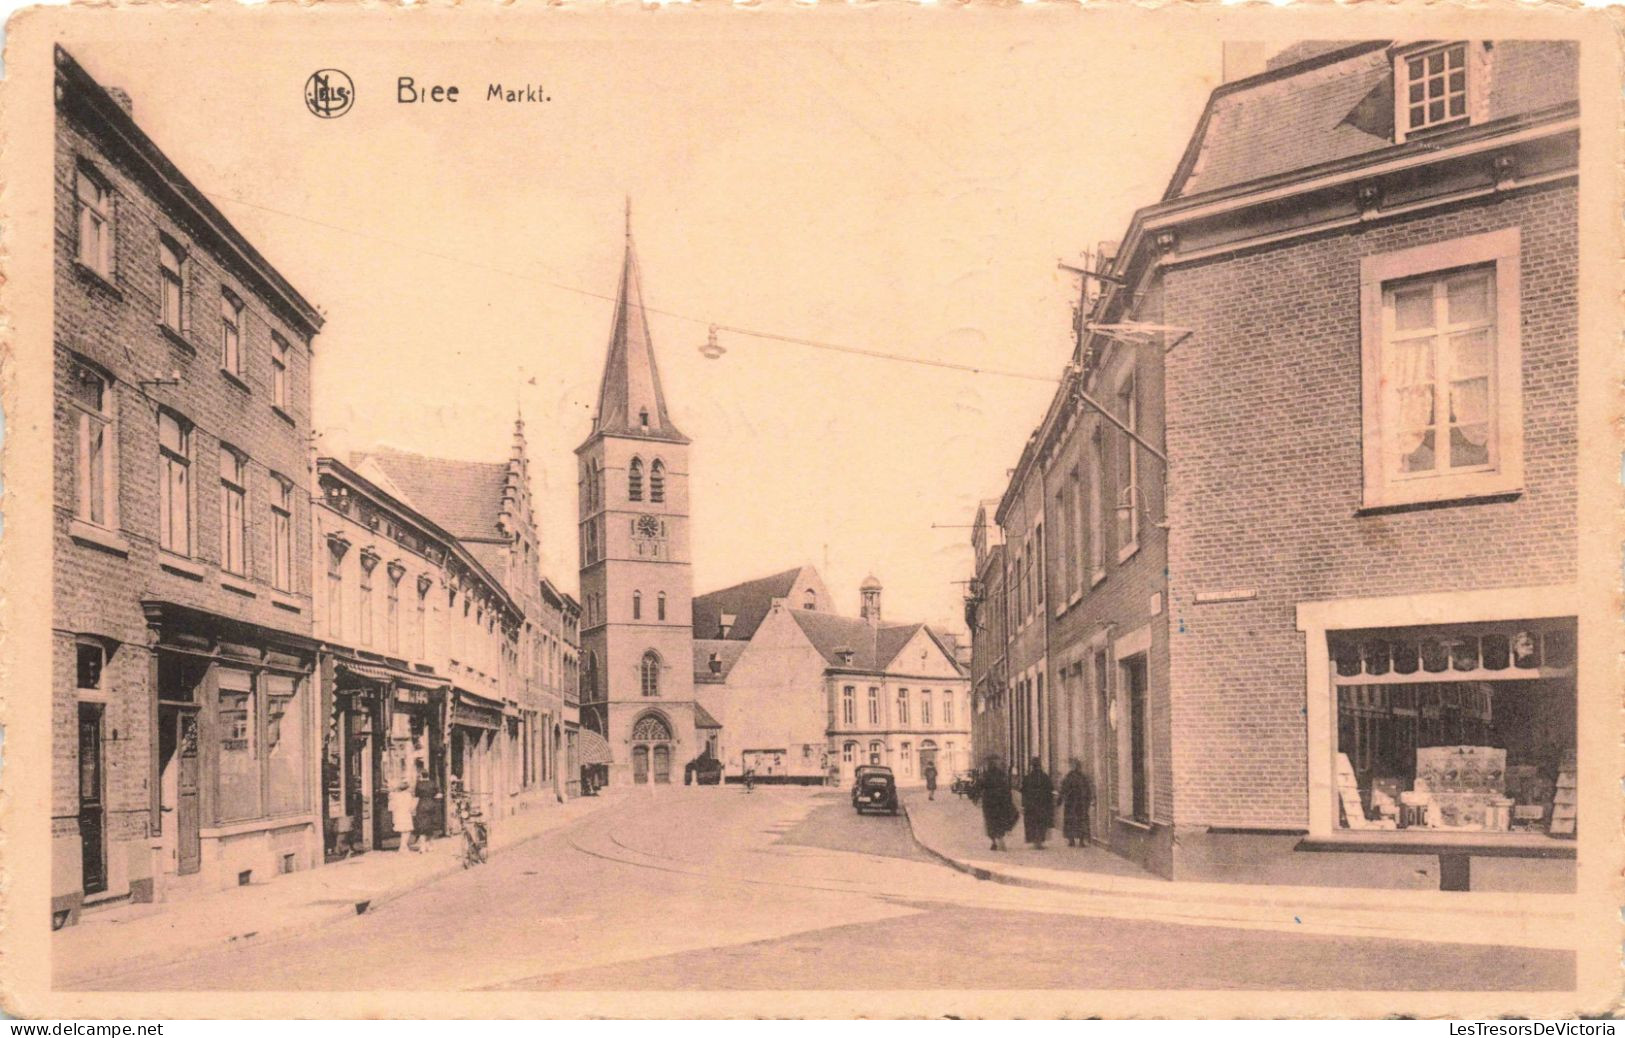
[[576, 213, 697, 785]]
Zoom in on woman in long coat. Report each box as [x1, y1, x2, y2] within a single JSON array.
[[1058, 758, 1094, 847], [1021, 757, 1054, 849], [979, 755, 1017, 851], [410, 759, 440, 852]]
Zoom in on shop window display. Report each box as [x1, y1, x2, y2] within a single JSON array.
[[217, 668, 260, 822], [1331, 619, 1575, 838], [265, 674, 306, 816]]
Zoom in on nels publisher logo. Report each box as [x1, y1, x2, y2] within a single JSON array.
[[304, 69, 354, 119]]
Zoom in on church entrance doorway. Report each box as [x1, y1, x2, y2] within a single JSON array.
[[630, 713, 674, 785]]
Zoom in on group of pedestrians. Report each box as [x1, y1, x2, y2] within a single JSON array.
[[388, 758, 442, 854], [977, 755, 1094, 852]]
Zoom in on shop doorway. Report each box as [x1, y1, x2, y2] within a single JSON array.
[[157, 707, 202, 876], [77, 703, 106, 896]]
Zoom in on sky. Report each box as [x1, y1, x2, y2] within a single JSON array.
[[55, 9, 1224, 634]]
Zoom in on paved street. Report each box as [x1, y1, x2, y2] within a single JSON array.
[[73, 788, 1572, 992]]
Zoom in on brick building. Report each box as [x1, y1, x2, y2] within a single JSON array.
[[964, 502, 1009, 769], [975, 40, 1580, 886], [52, 47, 325, 921]]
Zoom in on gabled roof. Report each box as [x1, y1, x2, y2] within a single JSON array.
[[354, 448, 509, 544], [584, 220, 687, 447], [692, 567, 806, 641], [787, 610, 926, 673], [693, 703, 723, 729], [693, 639, 749, 682], [1168, 40, 1580, 200]]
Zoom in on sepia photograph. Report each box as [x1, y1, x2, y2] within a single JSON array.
[[0, 2, 1620, 1021]]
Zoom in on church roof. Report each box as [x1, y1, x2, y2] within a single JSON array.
[[693, 639, 749, 682], [692, 567, 806, 641], [693, 703, 723, 729], [354, 447, 509, 544], [585, 222, 687, 447]]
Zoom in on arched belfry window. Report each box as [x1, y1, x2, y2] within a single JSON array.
[[657, 591, 667, 621], [650, 460, 665, 503], [628, 458, 644, 502], [641, 651, 661, 697], [633, 590, 642, 620], [804, 588, 817, 610]]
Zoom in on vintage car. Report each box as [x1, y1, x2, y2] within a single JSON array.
[[852, 765, 899, 815]]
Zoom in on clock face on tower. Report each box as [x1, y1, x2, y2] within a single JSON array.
[[636, 514, 661, 539]]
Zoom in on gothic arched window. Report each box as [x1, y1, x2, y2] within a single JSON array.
[[628, 458, 644, 502], [633, 590, 642, 620], [632, 713, 672, 741], [650, 459, 665, 503], [803, 588, 817, 610], [640, 651, 661, 697], [657, 591, 667, 621]]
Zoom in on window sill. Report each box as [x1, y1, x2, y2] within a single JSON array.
[[158, 322, 196, 356], [219, 367, 251, 393], [1116, 542, 1140, 565], [269, 590, 304, 613], [271, 405, 296, 427], [1117, 817, 1154, 832], [219, 573, 257, 598], [1356, 488, 1523, 517], [159, 552, 207, 580], [68, 519, 129, 557], [73, 260, 122, 299]]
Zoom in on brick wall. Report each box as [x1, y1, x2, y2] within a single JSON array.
[[53, 101, 317, 849], [1163, 184, 1577, 829]]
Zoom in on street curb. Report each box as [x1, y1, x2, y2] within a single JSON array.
[[55, 796, 620, 989], [899, 801, 1099, 895]]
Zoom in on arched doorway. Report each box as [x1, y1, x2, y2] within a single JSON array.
[[631, 713, 674, 784], [920, 739, 939, 774]]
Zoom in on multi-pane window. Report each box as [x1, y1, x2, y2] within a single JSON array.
[[159, 237, 184, 332], [650, 460, 665, 503], [842, 742, 855, 764], [1402, 44, 1469, 136], [921, 690, 933, 726], [387, 567, 402, 653], [897, 688, 910, 725], [71, 364, 115, 528], [842, 686, 855, 725], [1034, 523, 1046, 607], [640, 651, 661, 696], [220, 292, 243, 376], [265, 674, 307, 816], [77, 642, 104, 691], [867, 687, 880, 725], [272, 334, 290, 410], [1384, 269, 1496, 479], [358, 557, 375, 646], [218, 448, 247, 575], [158, 411, 191, 555], [271, 477, 293, 592], [944, 692, 955, 726], [628, 458, 644, 501], [1068, 468, 1084, 597], [217, 668, 259, 822], [326, 542, 345, 638], [75, 166, 112, 277], [1118, 376, 1144, 555]]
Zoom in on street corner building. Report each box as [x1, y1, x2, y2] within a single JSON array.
[[969, 40, 1580, 890], [692, 567, 972, 786], [52, 46, 325, 923]]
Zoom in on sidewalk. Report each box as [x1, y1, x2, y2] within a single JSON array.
[[900, 791, 1577, 950], [54, 789, 626, 988]]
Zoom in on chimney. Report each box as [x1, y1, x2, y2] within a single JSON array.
[[860, 575, 883, 625], [104, 86, 134, 117], [1221, 42, 1268, 84]]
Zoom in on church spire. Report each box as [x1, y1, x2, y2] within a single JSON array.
[[588, 207, 687, 445]]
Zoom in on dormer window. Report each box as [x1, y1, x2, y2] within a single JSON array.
[[1395, 42, 1478, 142]]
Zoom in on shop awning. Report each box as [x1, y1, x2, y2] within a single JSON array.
[[335, 660, 447, 694], [577, 728, 614, 765]]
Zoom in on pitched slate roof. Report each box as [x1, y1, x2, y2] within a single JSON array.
[[692, 567, 805, 641], [693, 639, 749, 682], [588, 224, 687, 445], [693, 703, 723, 729], [354, 448, 509, 543], [1170, 41, 1578, 200]]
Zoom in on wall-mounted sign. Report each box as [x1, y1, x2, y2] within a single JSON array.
[[1193, 588, 1258, 605]]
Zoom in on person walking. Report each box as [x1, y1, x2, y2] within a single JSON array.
[[923, 759, 939, 801], [410, 759, 440, 853], [979, 755, 1017, 851], [1021, 757, 1055, 849], [1058, 758, 1094, 848]]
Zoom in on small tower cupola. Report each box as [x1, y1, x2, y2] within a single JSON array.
[[860, 575, 883, 625]]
